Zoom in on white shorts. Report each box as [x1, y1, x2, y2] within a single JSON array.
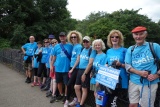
[[128, 80, 158, 107]]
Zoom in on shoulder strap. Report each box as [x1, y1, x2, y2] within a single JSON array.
[[149, 42, 159, 70], [88, 47, 92, 56], [59, 43, 71, 61], [81, 47, 92, 56]]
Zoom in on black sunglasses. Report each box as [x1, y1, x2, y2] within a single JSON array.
[[110, 36, 119, 39], [51, 42, 57, 44], [71, 36, 77, 39], [83, 40, 89, 43]]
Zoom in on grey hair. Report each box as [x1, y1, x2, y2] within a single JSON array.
[[92, 39, 106, 50]]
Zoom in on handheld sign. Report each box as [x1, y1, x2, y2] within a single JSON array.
[[95, 65, 120, 90]]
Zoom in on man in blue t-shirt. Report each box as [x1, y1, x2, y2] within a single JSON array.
[[125, 26, 160, 107], [74, 36, 96, 107], [50, 32, 73, 102], [21, 36, 38, 83]]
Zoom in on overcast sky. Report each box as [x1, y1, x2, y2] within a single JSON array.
[[67, 0, 160, 22]]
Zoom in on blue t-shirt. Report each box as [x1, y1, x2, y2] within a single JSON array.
[[41, 47, 51, 63], [46, 46, 52, 68], [106, 47, 128, 89], [70, 44, 82, 68], [33, 47, 42, 68], [51, 43, 73, 72], [125, 42, 160, 85], [90, 53, 107, 84], [22, 42, 38, 60], [79, 47, 96, 69]]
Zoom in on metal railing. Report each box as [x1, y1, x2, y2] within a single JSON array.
[[0, 49, 160, 107]]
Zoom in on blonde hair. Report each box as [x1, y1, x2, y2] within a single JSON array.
[[51, 39, 58, 43], [67, 30, 82, 44], [92, 39, 106, 50], [107, 30, 124, 48]]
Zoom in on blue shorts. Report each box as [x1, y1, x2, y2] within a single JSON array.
[[55, 72, 69, 85]]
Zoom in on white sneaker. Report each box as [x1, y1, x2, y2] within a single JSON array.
[[64, 100, 69, 107], [68, 98, 77, 106]]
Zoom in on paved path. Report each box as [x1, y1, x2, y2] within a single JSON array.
[[0, 63, 63, 107]]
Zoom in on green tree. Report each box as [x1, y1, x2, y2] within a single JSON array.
[[0, 0, 76, 48]]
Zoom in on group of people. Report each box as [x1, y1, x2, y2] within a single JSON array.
[[21, 26, 160, 107]]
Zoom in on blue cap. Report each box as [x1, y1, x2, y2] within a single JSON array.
[[48, 34, 55, 39]]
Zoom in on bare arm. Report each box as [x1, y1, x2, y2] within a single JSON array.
[[50, 55, 56, 72], [81, 58, 94, 82], [69, 55, 80, 73], [21, 47, 25, 54]]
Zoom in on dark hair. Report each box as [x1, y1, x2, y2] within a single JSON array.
[[37, 41, 42, 44]]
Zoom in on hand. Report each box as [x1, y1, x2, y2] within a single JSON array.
[[116, 61, 122, 67], [81, 74, 86, 82], [96, 82, 99, 87], [147, 74, 159, 81], [139, 70, 149, 78], [90, 72, 93, 78], [50, 67, 53, 72], [69, 69, 73, 74]]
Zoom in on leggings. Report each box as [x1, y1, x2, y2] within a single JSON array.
[[33, 68, 38, 76], [38, 63, 47, 77]]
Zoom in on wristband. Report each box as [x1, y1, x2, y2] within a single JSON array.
[[83, 73, 87, 76]]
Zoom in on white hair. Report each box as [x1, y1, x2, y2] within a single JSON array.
[[92, 39, 106, 50]]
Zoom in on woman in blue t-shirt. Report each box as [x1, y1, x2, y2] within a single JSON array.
[[37, 39, 51, 88], [90, 39, 107, 107], [31, 41, 43, 87], [63, 30, 83, 107], [106, 30, 128, 107]]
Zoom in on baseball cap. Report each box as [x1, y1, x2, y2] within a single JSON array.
[[131, 26, 147, 33], [48, 34, 55, 39], [83, 36, 90, 41], [59, 32, 66, 36]]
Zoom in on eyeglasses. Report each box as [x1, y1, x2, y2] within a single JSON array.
[[110, 36, 119, 39], [51, 42, 57, 44], [83, 40, 89, 43], [71, 36, 77, 39]]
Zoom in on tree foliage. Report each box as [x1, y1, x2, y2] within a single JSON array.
[[76, 9, 160, 48], [0, 0, 77, 48]]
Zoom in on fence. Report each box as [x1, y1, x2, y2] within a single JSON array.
[[0, 49, 160, 107]]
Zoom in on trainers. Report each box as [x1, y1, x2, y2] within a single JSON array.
[[75, 103, 81, 107], [25, 77, 29, 83], [26, 78, 31, 83], [62, 96, 67, 104], [69, 98, 78, 106], [50, 96, 56, 103], [46, 90, 52, 97], [31, 82, 37, 87], [56, 94, 63, 101], [64, 100, 69, 107], [40, 84, 45, 89], [36, 82, 41, 86]]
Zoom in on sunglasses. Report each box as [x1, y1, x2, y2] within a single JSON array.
[[71, 36, 77, 39], [110, 36, 119, 39], [83, 40, 89, 43], [51, 42, 57, 44]]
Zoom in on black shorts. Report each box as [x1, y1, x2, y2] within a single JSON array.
[[75, 69, 90, 88], [55, 72, 69, 85], [67, 68, 78, 86]]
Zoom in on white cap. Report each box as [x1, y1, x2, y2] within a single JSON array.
[[83, 36, 90, 41]]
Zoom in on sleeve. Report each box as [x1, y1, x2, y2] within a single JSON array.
[[90, 49, 96, 58], [77, 45, 82, 55]]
